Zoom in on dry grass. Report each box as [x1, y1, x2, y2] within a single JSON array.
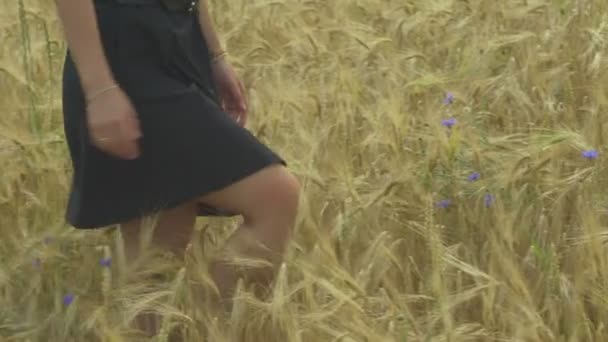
[[2, 0, 608, 341]]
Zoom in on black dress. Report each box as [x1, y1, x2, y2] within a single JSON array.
[[61, 0, 286, 229]]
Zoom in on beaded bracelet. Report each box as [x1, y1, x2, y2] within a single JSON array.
[[86, 84, 119, 103], [211, 50, 228, 64]]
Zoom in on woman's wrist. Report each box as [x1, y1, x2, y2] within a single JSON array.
[[210, 49, 227, 64], [86, 83, 120, 104], [81, 69, 116, 95]]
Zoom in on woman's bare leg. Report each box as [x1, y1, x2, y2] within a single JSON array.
[[120, 201, 198, 262], [118, 201, 198, 339], [114, 163, 299, 336], [198, 164, 300, 310]]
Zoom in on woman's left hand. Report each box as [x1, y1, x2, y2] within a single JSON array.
[[211, 57, 248, 127]]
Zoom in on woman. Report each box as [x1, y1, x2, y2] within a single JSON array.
[[55, 0, 299, 321]]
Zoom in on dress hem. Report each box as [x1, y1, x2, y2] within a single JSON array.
[[66, 157, 286, 229]]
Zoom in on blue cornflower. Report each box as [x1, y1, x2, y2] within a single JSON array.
[[63, 294, 74, 306], [99, 257, 112, 268], [441, 118, 457, 128], [437, 199, 451, 209], [484, 194, 495, 208], [468, 172, 481, 181], [582, 150, 599, 160], [443, 92, 455, 105]]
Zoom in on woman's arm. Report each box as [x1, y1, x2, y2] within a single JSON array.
[[55, 0, 116, 97], [196, 1, 248, 126], [197, 0, 225, 58], [54, 0, 141, 160]]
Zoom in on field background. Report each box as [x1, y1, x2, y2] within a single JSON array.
[[2, 0, 608, 341]]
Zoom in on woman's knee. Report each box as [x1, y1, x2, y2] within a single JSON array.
[[280, 172, 300, 215], [198, 164, 301, 221], [248, 168, 300, 222]]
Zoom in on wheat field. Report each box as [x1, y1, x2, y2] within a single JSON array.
[[2, 0, 608, 341]]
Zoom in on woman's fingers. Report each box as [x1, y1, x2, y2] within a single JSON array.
[[86, 87, 142, 160]]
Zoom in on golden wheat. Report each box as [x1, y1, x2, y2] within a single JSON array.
[[2, 0, 608, 341]]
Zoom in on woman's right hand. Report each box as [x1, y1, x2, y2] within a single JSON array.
[[85, 85, 142, 160]]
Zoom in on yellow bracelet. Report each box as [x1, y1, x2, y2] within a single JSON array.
[[211, 50, 228, 64], [86, 84, 119, 103]]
